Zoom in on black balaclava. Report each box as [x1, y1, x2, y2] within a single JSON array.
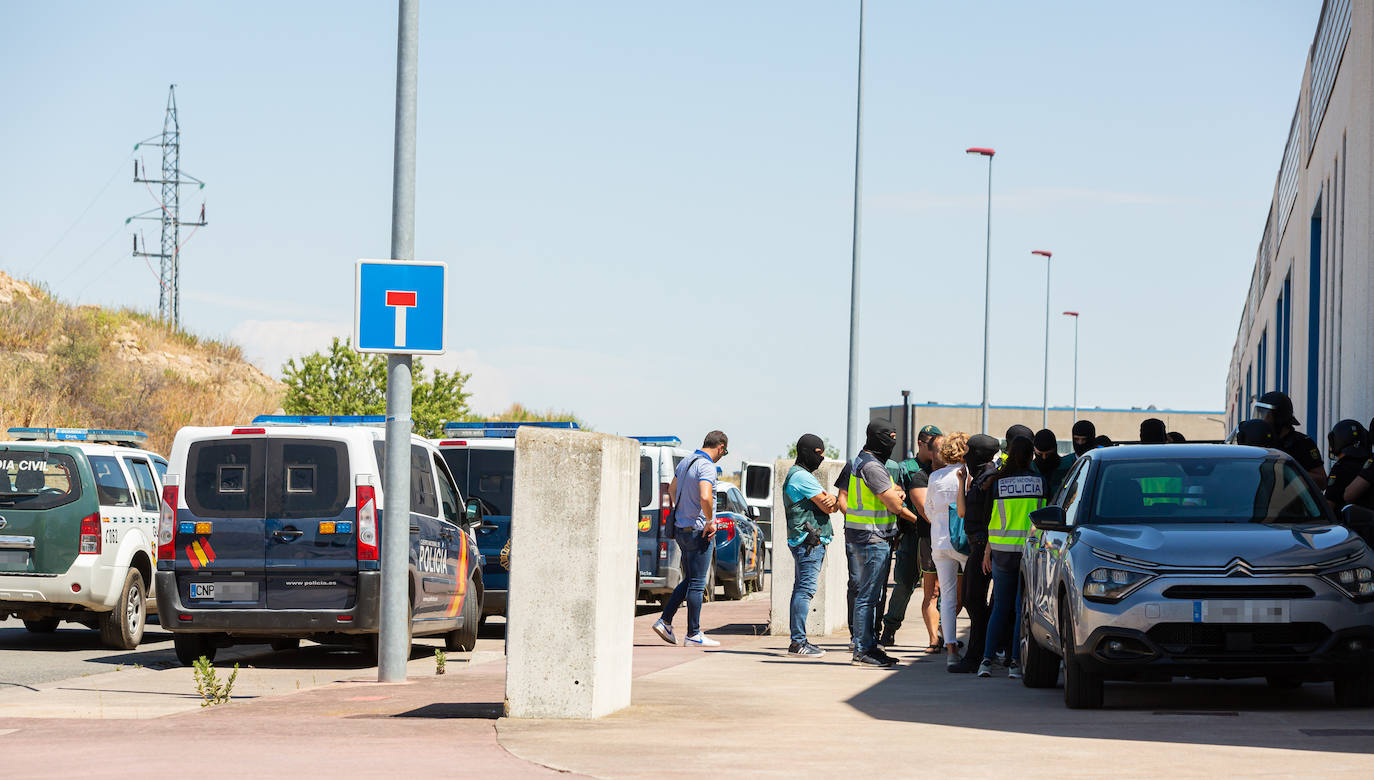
[[965, 434, 1000, 472], [1235, 419, 1274, 447], [795, 433, 826, 472], [1005, 425, 1034, 450], [1329, 419, 1370, 461], [1071, 420, 1097, 456], [864, 421, 897, 463], [1033, 429, 1061, 471], [1094, 435, 1114, 448], [1140, 418, 1167, 444]]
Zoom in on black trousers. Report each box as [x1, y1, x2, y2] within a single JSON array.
[[960, 537, 992, 660]]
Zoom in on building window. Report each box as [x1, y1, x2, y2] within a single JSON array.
[[1257, 331, 1268, 398]]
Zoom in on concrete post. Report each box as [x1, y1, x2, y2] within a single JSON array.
[[505, 427, 637, 719], [769, 458, 848, 639]]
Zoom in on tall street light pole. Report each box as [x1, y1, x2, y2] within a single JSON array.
[[1063, 311, 1080, 424], [1032, 250, 1052, 429], [845, 0, 866, 461], [966, 147, 995, 435]]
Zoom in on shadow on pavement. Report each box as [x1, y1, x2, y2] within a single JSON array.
[[349, 701, 503, 719], [843, 658, 1374, 754], [0, 625, 173, 652]]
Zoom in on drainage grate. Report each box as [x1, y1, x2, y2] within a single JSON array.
[[1300, 728, 1374, 737]]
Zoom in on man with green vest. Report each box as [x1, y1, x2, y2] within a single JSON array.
[[880, 425, 941, 648], [842, 421, 922, 668], [783, 433, 838, 658], [977, 434, 1046, 679]]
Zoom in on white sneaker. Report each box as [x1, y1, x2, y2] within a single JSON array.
[[685, 632, 720, 647], [652, 619, 677, 645]]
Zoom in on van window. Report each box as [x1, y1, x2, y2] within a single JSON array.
[[124, 458, 161, 512], [371, 443, 442, 517], [270, 440, 349, 519], [434, 453, 463, 525], [0, 449, 81, 510], [744, 465, 771, 500], [187, 440, 266, 517], [440, 448, 514, 516], [639, 456, 653, 508], [89, 455, 135, 508]]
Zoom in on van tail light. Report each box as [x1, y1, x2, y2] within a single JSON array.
[[659, 482, 671, 529], [79, 511, 102, 555], [158, 486, 178, 561], [717, 516, 736, 543], [356, 485, 378, 561]]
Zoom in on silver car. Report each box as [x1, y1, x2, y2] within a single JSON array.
[[1019, 444, 1374, 709]]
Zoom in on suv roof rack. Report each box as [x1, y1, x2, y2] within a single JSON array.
[[7, 427, 149, 446], [629, 436, 682, 447], [441, 421, 579, 439], [251, 415, 387, 426]]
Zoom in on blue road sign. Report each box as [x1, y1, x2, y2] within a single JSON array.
[[354, 259, 447, 354]]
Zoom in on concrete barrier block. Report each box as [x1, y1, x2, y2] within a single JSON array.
[[769, 458, 848, 639], [505, 427, 638, 719]]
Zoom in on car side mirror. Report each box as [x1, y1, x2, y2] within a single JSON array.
[[1030, 505, 1069, 532], [464, 498, 482, 524], [1341, 504, 1374, 547], [749, 506, 759, 520]]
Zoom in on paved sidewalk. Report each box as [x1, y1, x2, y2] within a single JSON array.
[[4, 592, 1374, 778]]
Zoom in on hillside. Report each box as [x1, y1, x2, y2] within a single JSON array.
[[0, 271, 283, 455]]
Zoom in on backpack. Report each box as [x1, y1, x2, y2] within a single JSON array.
[[948, 503, 969, 555]]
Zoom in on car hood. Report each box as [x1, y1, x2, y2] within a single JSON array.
[[1076, 523, 1367, 569]]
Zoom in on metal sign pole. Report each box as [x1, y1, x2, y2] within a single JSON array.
[[379, 0, 418, 684]]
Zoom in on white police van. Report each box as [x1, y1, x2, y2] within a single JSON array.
[[434, 422, 578, 622], [155, 415, 482, 665], [0, 428, 167, 649], [739, 460, 775, 566]]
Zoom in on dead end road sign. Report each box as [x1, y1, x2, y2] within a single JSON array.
[[354, 259, 447, 354]]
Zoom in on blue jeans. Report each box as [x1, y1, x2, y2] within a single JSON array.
[[846, 540, 890, 655], [660, 530, 714, 637], [983, 554, 1023, 663], [789, 543, 826, 645]]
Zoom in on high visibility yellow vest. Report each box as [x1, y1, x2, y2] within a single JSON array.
[[1140, 476, 1182, 506], [846, 453, 899, 534], [988, 471, 1046, 552]]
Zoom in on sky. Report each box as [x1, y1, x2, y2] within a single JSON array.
[[1, 1, 1322, 470]]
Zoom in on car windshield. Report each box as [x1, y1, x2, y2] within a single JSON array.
[[1090, 457, 1325, 524]]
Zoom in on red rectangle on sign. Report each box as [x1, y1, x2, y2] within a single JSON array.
[[385, 290, 417, 307]]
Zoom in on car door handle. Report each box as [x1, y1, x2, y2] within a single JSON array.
[[272, 529, 304, 541]]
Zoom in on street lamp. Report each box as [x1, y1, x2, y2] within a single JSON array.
[[1063, 311, 1080, 425], [966, 146, 995, 435], [1032, 250, 1052, 429], [844, 0, 866, 460]]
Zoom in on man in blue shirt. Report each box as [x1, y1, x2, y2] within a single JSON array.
[[782, 433, 838, 657], [654, 430, 729, 648]]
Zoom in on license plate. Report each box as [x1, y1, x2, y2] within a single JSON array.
[[1193, 600, 1290, 623], [189, 581, 257, 601], [0, 549, 28, 568]]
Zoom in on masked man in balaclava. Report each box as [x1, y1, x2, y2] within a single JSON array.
[[837, 421, 922, 668], [948, 433, 1000, 674], [1071, 420, 1097, 457], [782, 434, 838, 657], [1032, 429, 1074, 497]]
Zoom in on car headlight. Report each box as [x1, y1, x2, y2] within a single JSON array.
[[1325, 566, 1374, 600], [1082, 567, 1152, 603]]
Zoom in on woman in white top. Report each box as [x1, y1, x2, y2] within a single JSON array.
[[925, 432, 970, 664]]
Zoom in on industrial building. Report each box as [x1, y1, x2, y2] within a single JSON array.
[[1226, 0, 1368, 455]]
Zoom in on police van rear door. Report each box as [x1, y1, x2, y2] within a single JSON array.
[[740, 461, 774, 547], [263, 436, 357, 610], [180, 435, 269, 608]]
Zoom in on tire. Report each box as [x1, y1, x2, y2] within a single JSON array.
[[445, 581, 479, 652], [1060, 603, 1103, 709], [1019, 588, 1059, 689], [99, 568, 146, 650], [1333, 669, 1374, 707], [23, 618, 59, 633], [723, 561, 745, 601], [173, 634, 216, 666], [364, 607, 414, 665], [270, 639, 301, 652]]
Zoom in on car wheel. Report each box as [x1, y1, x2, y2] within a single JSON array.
[[724, 561, 745, 600], [446, 581, 480, 652], [1060, 602, 1103, 709], [1333, 669, 1374, 707], [270, 639, 301, 652], [1019, 587, 1059, 689], [23, 618, 59, 633], [173, 634, 215, 666], [99, 568, 146, 650]]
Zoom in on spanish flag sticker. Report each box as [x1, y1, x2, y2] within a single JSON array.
[[185, 538, 216, 570]]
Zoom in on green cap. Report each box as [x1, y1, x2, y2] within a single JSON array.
[[918, 424, 943, 438]]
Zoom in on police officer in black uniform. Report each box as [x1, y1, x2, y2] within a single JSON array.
[[1254, 391, 1325, 484], [1324, 419, 1371, 512]]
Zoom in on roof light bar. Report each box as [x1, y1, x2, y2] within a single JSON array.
[[6, 428, 149, 444], [250, 415, 387, 426], [630, 436, 682, 447], [440, 422, 580, 439]]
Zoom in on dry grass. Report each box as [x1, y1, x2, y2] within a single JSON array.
[[0, 276, 281, 455]]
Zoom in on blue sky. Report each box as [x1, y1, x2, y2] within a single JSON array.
[[1, 1, 1320, 467]]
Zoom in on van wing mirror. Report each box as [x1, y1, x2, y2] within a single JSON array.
[[1030, 505, 1069, 532]]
